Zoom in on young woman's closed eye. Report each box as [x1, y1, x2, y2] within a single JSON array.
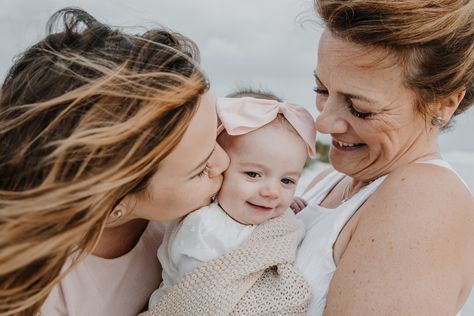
[[195, 165, 210, 178]]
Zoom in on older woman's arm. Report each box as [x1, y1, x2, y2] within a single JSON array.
[[324, 163, 474, 316]]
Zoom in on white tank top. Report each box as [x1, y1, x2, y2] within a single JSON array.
[[295, 159, 467, 316]]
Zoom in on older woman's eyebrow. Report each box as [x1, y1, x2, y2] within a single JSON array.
[[344, 92, 377, 105], [313, 72, 377, 105]]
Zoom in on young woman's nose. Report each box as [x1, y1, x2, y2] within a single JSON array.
[[315, 98, 349, 134], [207, 143, 230, 178], [259, 181, 280, 199]]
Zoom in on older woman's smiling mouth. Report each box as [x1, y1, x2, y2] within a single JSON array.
[[332, 139, 366, 151]]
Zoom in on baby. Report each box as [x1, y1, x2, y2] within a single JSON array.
[[147, 91, 316, 315]]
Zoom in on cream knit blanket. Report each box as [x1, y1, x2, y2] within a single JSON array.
[[143, 210, 311, 316]]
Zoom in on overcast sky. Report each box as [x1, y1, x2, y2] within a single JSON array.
[[1, 0, 473, 153]]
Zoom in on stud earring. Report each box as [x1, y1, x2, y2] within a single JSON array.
[[109, 209, 124, 223], [431, 116, 444, 127]]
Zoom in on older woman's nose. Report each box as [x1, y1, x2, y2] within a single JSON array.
[[315, 99, 348, 134]]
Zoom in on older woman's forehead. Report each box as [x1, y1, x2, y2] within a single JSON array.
[[319, 31, 399, 71]]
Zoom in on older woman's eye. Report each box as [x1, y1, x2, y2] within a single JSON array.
[[346, 98, 372, 119], [313, 86, 328, 96]]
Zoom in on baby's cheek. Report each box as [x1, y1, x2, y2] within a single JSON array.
[[216, 187, 227, 204], [216, 180, 234, 204], [282, 192, 296, 209]]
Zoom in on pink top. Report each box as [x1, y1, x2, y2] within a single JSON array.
[[40, 221, 164, 316]]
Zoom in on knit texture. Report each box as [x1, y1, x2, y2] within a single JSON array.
[[143, 210, 311, 316]]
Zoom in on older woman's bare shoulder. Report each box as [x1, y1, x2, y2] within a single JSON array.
[[328, 163, 473, 315], [374, 162, 472, 211], [359, 161, 473, 238]]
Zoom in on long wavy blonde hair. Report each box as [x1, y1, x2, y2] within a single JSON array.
[[0, 8, 208, 315]]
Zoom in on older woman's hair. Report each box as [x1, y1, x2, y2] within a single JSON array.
[[316, 0, 474, 121], [0, 8, 207, 315]]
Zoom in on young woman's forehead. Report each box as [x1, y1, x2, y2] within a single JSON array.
[[158, 91, 217, 177]]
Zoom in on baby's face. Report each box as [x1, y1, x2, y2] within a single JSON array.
[[217, 123, 307, 225]]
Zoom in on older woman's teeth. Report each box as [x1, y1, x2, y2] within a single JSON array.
[[337, 141, 355, 147]]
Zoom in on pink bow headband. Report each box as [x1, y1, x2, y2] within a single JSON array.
[[216, 97, 316, 158]]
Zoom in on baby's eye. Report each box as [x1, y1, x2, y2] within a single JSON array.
[[245, 171, 260, 178], [281, 178, 295, 185]]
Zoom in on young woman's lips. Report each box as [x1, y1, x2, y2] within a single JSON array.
[[332, 139, 366, 151], [246, 202, 273, 212]]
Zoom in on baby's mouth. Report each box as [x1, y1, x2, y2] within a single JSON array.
[[246, 201, 274, 212]]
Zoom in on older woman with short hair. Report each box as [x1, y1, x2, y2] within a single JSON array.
[[296, 1, 474, 315]]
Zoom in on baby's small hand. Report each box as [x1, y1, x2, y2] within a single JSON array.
[[290, 196, 308, 214]]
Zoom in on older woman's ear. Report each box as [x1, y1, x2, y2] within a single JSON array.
[[433, 89, 466, 127]]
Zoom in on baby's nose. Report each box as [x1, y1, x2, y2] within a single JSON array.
[[259, 181, 280, 199]]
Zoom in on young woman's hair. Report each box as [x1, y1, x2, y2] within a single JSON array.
[[316, 0, 474, 120], [0, 8, 207, 315]]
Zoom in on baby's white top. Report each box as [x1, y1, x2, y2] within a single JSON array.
[[149, 201, 255, 308]]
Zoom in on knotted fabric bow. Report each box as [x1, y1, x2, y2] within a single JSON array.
[[216, 97, 316, 158]]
